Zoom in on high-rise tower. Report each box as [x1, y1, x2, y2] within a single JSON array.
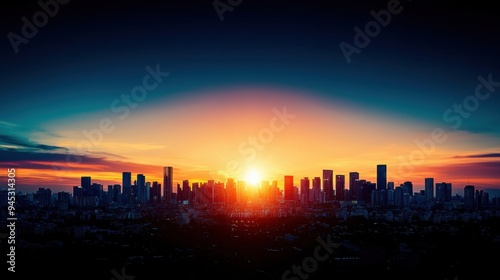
[[163, 166, 173, 204]]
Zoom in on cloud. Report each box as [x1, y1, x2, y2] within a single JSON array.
[[0, 121, 19, 128], [0, 134, 65, 151], [454, 153, 500, 159], [0, 149, 161, 175], [429, 161, 500, 182]]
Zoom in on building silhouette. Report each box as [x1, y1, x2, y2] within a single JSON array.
[[323, 169, 334, 201], [163, 166, 173, 204], [401, 181, 413, 196], [81, 176, 91, 196], [425, 178, 434, 201], [436, 182, 452, 203], [122, 172, 132, 204], [377, 164, 387, 190], [349, 172, 359, 200], [464, 185, 475, 210], [137, 174, 146, 203], [151, 181, 161, 204], [312, 177, 321, 203], [284, 175, 294, 201], [300, 177, 310, 205], [336, 174, 345, 201]]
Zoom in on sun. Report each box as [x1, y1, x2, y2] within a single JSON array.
[[245, 169, 262, 185]]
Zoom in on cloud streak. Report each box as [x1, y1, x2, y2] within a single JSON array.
[[0, 134, 65, 151], [454, 153, 500, 159], [0, 149, 158, 173]]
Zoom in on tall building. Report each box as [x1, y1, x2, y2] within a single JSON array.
[[122, 172, 132, 204], [349, 172, 359, 200], [122, 172, 131, 189], [436, 182, 451, 203], [163, 166, 173, 204], [36, 188, 52, 207], [81, 176, 91, 196], [226, 178, 237, 204], [150, 181, 161, 204], [312, 177, 321, 203], [354, 179, 364, 201], [476, 190, 488, 210], [214, 182, 225, 203], [425, 178, 434, 201], [284, 175, 294, 201], [270, 180, 279, 202], [112, 184, 121, 203], [237, 181, 246, 203], [323, 169, 334, 201], [136, 174, 146, 203], [445, 183, 452, 202], [464, 185, 475, 210], [377, 164, 387, 190], [401, 181, 413, 196], [300, 177, 310, 205], [335, 175, 345, 201], [394, 186, 403, 208], [364, 181, 376, 204]]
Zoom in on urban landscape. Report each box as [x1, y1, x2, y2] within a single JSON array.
[[2, 165, 500, 279], [2, 0, 500, 279]]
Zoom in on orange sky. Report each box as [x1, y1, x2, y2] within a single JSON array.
[[7, 86, 500, 195]]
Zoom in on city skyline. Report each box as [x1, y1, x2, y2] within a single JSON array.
[[3, 1, 500, 279], [1, 1, 499, 197], [16, 163, 499, 198]]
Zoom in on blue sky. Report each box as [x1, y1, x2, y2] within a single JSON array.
[[1, 0, 499, 192]]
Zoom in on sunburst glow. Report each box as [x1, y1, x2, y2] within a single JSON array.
[[245, 169, 262, 185]]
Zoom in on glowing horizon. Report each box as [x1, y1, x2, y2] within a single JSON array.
[[2, 86, 499, 195], [2, 0, 500, 197]]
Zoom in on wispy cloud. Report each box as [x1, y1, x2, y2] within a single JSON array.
[[454, 153, 500, 159], [0, 121, 19, 128], [0, 149, 159, 173], [430, 161, 500, 183], [0, 134, 65, 151]]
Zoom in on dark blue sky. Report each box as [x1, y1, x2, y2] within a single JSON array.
[[2, 0, 499, 129], [1, 0, 499, 190]]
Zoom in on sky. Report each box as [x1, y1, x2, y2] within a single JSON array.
[[1, 0, 499, 195]]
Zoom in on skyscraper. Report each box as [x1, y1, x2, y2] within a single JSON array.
[[122, 172, 132, 204], [312, 177, 321, 203], [122, 172, 131, 189], [349, 172, 359, 200], [226, 178, 237, 204], [464, 185, 475, 210], [284, 175, 294, 201], [425, 178, 434, 201], [323, 169, 333, 201], [137, 174, 146, 203], [436, 182, 451, 203], [151, 181, 161, 204], [300, 177, 310, 204], [401, 181, 413, 196], [335, 175, 345, 201], [377, 164, 387, 190], [81, 176, 91, 196], [163, 166, 173, 204]]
